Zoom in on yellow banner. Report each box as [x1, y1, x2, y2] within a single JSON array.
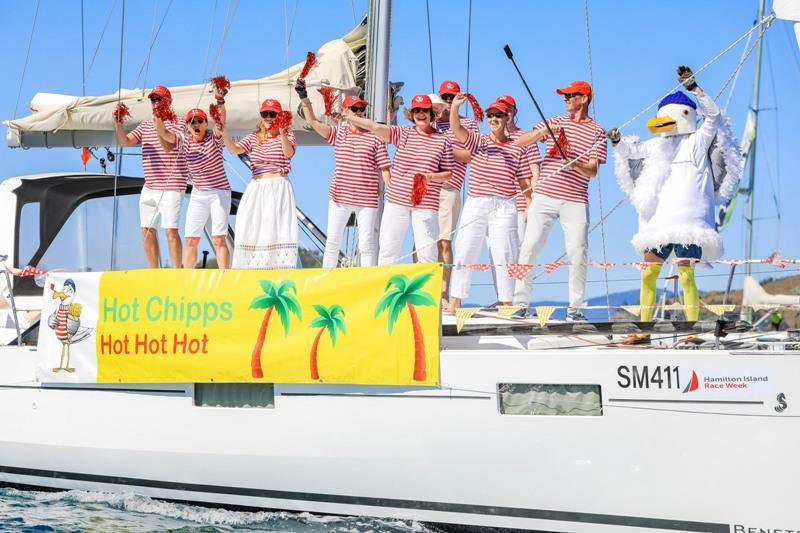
[[55, 264, 442, 385]]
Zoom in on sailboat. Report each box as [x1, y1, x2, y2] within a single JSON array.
[[1, 1, 799, 531]]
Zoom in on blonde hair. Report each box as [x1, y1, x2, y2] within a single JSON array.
[[403, 107, 435, 122], [256, 120, 269, 144]]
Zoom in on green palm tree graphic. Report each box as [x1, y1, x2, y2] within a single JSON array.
[[249, 280, 302, 379], [308, 304, 346, 381], [374, 273, 436, 381]]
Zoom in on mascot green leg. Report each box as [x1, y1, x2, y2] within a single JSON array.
[[640, 264, 662, 322], [679, 265, 700, 321]]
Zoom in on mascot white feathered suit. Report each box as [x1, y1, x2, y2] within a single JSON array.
[[609, 65, 742, 327]]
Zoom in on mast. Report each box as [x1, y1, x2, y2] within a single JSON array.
[[742, 0, 767, 321], [364, 0, 392, 123]]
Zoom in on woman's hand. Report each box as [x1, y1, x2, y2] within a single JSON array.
[[451, 93, 468, 109]]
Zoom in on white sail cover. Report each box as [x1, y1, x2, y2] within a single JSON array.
[[4, 22, 366, 148], [775, 0, 800, 49]]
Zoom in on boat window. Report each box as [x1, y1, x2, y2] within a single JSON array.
[[17, 203, 40, 265], [194, 383, 275, 408], [298, 230, 324, 268], [497, 384, 602, 416], [39, 195, 150, 272]]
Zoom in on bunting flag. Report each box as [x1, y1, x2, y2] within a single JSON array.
[[620, 305, 641, 316], [663, 302, 684, 311], [534, 306, 557, 326], [497, 306, 523, 317], [630, 262, 649, 272], [748, 303, 778, 311], [8, 265, 45, 277], [466, 263, 491, 272], [506, 264, 534, 280], [544, 260, 570, 275], [703, 303, 736, 316], [455, 307, 480, 333], [716, 259, 745, 266], [589, 259, 616, 269]]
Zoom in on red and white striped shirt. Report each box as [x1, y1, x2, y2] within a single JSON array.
[[130, 120, 188, 191], [509, 128, 542, 213], [177, 131, 230, 191], [54, 305, 69, 342], [386, 126, 455, 211], [464, 131, 533, 198], [436, 117, 478, 190], [237, 130, 297, 177], [326, 125, 391, 209], [533, 115, 606, 204]]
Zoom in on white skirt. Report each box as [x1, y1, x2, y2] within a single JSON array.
[[232, 178, 298, 269]]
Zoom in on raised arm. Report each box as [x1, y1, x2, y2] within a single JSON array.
[[279, 129, 296, 159], [211, 102, 227, 138], [295, 79, 331, 139], [342, 113, 391, 142], [154, 116, 177, 151], [448, 94, 469, 143], [514, 124, 549, 147], [114, 121, 138, 148], [220, 124, 245, 155]]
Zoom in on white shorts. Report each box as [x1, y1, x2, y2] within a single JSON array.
[[140, 187, 185, 229], [185, 189, 231, 237], [438, 185, 462, 241]]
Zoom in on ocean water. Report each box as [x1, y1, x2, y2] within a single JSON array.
[[0, 488, 435, 533]]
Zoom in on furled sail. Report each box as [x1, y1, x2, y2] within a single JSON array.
[[4, 21, 366, 149], [775, 0, 800, 48]]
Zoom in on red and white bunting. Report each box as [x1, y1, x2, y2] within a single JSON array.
[[506, 264, 534, 280], [630, 262, 649, 272], [466, 263, 491, 272], [589, 259, 616, 269], [544, 260, 570, 275], [8, 265, 45, 277]]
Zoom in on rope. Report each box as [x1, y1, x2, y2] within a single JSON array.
[[719, 19, 770, 110], [110, 0, 126, 270], [13, 0, 41, 119], [389, 13, 776, 268], [136, 0, 175, 89], [201, 0, 219, 79], [583, 0, 611, 320], [80, 0, 86, 96], [85, 0, 119, 82], [425, 0, 435, 92], [194, 0, 240, 107]]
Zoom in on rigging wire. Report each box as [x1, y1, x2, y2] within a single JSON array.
[[13, 0, 41, 119], [201, 0, 220, 79], [195, 0, 240, 107], [134, 0, 175, 88], [111, 0, 126, 270], [465, 0, 472, 94], [582, 0, 612, 321], [141, 0, 159, 89], [85, 0, 120, 82], [764, 33, 782, 249], [80, 0, 86, 96], [425, 0, 435, 92]]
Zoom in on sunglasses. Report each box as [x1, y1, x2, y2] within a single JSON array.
[[411, 107, 430, 114], [190, 118, 206, 125], [260, 111, 278, 119], [149, 97, 163, 103], [440, 94, 455, 102], [486, 112, 507, 119], [563, 93, 583, 100], [349, 106, 366, 113]]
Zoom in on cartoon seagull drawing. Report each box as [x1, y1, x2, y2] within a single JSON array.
[[47, 279, 93, 372]]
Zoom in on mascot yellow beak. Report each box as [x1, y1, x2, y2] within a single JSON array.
[[646, 116, 677, 134], [52, 291, 66, 301]]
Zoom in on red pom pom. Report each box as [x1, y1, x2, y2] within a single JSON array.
[[465, 93, 484, 122], [210, 75, 230, 99], [317, 87, 336, 116], [299, 51, 317, 80], [411, 173, 428, 207], [112, 103, 131, 124], [152, 100, 177, 122], [209, 103, 222, 124], [546, 128, 571, 159], [268, 111, 293, 133]]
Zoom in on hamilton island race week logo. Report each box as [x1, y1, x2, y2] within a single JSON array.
[[682, 370, 700, 393]]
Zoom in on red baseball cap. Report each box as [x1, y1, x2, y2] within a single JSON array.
[[497, 95, 517, 108], [556, 81, 592, 98], [147, 85, 172, 100], [485, 100, 510, 114], [342, 95, 369, 108], [185, 108, 207, 122], [259, 99, 282, 113], [438, 80, 461, 96], [409, 94, 433, 109]]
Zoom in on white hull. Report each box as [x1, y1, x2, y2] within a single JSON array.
[[1, 342, 798, 532]]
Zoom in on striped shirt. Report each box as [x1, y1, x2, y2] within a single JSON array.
[[387, 125, 455, 211], [534, 115, 607, 204], [464, 131, 533, 198], [54, 305, 69, 342], [326, 125, 391, 208], [509, 129, 543, 213], [177, 131, 230, 191], [436, 117, 478, 190], [237, 131, 297, 177], [130, 120, 188, 191]]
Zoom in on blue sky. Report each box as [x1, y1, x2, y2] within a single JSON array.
[[1, 0, 797, 305]]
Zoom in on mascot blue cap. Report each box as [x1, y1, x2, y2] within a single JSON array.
[[658, 91, 696, 110], [64, 279, 76, 291]]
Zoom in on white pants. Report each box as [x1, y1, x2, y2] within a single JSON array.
[[513, 195, 588, 308], [517, 212, 527, 242], [323, 200, 379, 267], [185, 189, 231, 237], [378, 202, 439, 264], [140, 187, 185, 229], [451, 197, 519, 301]]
